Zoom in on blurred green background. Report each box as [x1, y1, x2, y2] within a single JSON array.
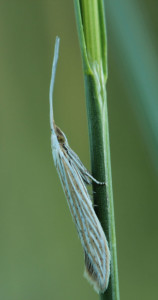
[[0, 1, 158, 299]]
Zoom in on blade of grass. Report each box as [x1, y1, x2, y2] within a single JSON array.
[[74, 1, 120, 299], [107, 0, 158, 174]]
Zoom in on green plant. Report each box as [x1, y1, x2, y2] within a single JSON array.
[[74, 1, 120, 299]]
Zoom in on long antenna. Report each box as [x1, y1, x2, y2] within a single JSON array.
[[49, 36, 60, 132]]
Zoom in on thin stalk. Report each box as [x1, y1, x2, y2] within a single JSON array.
[[74, 1, 120, 299]]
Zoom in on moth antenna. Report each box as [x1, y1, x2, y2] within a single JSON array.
[[49, 36, 60, 132]]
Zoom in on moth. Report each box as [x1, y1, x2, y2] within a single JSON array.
[[49, 37, 110, 293]]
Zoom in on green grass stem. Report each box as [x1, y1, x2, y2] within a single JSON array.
[[74, 1, 120, 299]]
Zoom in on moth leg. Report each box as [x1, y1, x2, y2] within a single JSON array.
[[83, 171, 105, 186], [63, 144, 105, 185]]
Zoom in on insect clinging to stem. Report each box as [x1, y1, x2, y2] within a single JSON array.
[[49, 36, 110, 293]]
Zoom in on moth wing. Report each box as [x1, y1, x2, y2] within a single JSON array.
[[55, 149, 110, 293]]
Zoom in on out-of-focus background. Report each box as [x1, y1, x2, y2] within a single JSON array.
[[0, 1, 158, 299]]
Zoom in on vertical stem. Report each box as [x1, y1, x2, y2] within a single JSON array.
[[74, 1, 120, 299], [80, 0, 102, 63]]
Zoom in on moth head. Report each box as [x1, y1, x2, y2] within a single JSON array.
[[55, 125, 67, 145]]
